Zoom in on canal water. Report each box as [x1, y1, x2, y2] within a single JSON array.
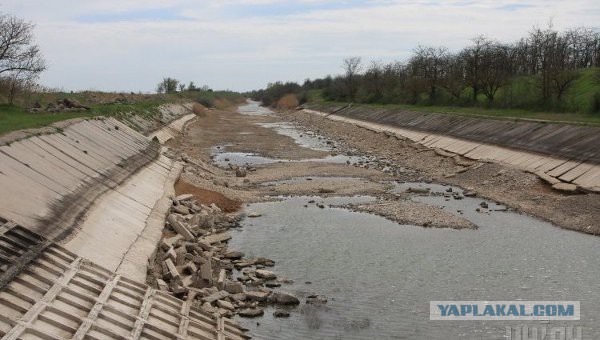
[[230, 193, 600, 339], [227, 102, 600, 339]]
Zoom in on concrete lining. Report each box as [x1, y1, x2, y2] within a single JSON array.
[[305, 103, 600, 164], [304, 108, 600, 193], [0, 220, 246, 339]]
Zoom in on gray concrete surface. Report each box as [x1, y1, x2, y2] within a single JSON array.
[[303, 108, 600, 193], [0, 219, 245, 339]]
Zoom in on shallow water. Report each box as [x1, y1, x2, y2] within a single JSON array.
[[257, 122, 335, 152], [211, 148, 364, 168], [238, 100, 275, 116], [230, 192, 600, 339], [260, 176, 365, 186]]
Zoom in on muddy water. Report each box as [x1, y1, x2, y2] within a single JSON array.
[[230, 192, 600, 339], [227, 102, 600, 339]]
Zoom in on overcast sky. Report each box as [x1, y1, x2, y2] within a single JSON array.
[[2, 1, 600, 92]]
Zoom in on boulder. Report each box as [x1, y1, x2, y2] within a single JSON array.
[[245, 290, 269, 302], [224, 281, 244, 294], [306, 294, 328, 305], [273, 309, 290, 318], [235, 168, 247, 177], [255, 269, 276, 280], [63, 98, 90, 109], [239, 308, 264, 318], [173, 205, 190, 215], [269, 292, 300, 305], [223, 251, 244, 260], [217, 299, 235, 311]]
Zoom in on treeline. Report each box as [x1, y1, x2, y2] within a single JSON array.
[[255, 26, 600, 113]]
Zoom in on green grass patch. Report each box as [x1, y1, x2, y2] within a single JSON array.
[[0, 104, 94, 136]]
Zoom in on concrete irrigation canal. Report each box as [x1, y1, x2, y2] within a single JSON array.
[[0, 100, 599, 339]]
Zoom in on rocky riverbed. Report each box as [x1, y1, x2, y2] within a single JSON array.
[[150, 101, 600, 338]]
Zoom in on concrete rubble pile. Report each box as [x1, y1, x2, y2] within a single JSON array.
[[147, 194, 318, 320]]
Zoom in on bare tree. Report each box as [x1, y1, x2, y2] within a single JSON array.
[[342, 57, 362, 100], [178, 83, 186, 92], [409, 46, 448, 101], [0, 13, 46, 76], [462, 36, 491, 102], [0, 13, 46, 104], [479, 42, 513, 103]]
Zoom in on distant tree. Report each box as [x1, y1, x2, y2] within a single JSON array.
[[477, 42, 513, 103], [188, 81, 197, 91], [409, 46, 449, 102], [342, 57, 362, 100], [157, 77, 179, 93], [462, 36, 491, 102], [178, 83, 186, 92]]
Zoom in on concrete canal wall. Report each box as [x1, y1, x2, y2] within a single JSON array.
[[303, 103, 600, 193]]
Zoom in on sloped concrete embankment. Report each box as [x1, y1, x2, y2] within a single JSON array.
[[0, 104, 196, 283], [303, 103, 600, 193], [0, 218, 246, 339]]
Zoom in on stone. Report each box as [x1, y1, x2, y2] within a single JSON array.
[[217, 269, 226, 290], [223, 251, 244, 260], [255, 269, 276, 280], [245, 290, 269, 302], [164, 247, 177, 262], [231, 293, 247, 302], [235, 168, 247, 177], [175, 194, 194, 202], [62, 98, 89, 109], [306, 295, 327, 305], [203, 290, 230, 303], [265, 282, 281, 288], [273, 309, 290, 318], [173, 205, 190, 215], [224, 281, 244, 294], [167, 214, 195, 241], [202, 232, 231, 245], [255, 257, 275, 267], [217, 299, 235, 311], [156, 279, 169, 291], [247, 211, 262, 218], [164, 258, 180, 280], [269, 292, 300, 305], [239, 308, 264, 318], [480, 202, 489, 209]]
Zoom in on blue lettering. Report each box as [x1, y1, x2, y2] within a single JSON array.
[[483, 305, 495, 316], [495, 304, 507, 316], [460, 305, 472, 316], [437, 305, 449, 316], [546, 305, 557, 316], [534, 305, 544, 316], [448, 305, 460, 316], [507, 305, 518, 316], [558, 305, 574, 316]]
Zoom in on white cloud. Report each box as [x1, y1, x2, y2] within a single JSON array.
[[1, 0, 599, 91]]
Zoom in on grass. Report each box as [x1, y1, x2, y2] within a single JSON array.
[[0, 89, 246, 136], [0, 104, 93, 135], [0, 98, 167, 136]]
